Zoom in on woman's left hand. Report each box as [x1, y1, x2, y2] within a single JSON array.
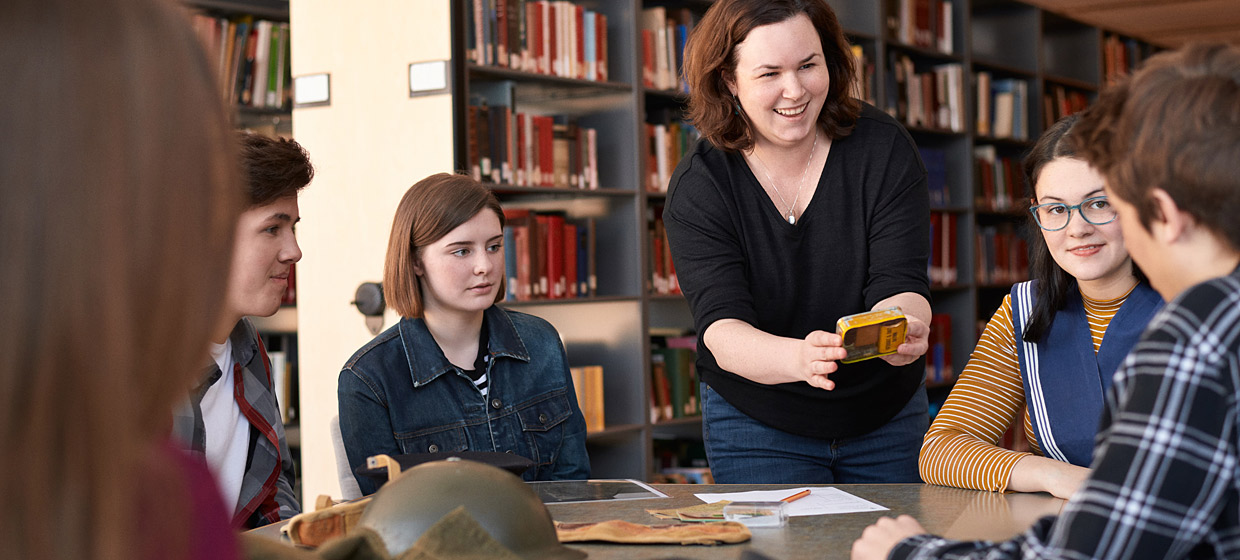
[[880, 314, 929, 367], [851, 515, 927, 560]]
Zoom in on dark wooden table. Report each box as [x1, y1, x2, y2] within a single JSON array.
[[550, 484, 1064, 559], [250, 483, 1064, 559]]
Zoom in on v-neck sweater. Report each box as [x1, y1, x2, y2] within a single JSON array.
[[664, 103, 931, 439]]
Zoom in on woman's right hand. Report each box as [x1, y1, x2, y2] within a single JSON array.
[[703, 320, 846, 389], [800, 330, 847, 390], [1009, 454, 1091, 499]]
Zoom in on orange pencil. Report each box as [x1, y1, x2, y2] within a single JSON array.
[[781, 489, 811, 503]]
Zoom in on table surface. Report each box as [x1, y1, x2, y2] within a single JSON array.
[[550, 484, 1063, 559], [253, 483, 1065, 560]]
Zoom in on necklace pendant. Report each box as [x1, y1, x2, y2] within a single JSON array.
[[787, 214, 796, 225]]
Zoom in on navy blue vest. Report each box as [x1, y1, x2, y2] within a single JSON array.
[[1011, 281, 1162, 466]]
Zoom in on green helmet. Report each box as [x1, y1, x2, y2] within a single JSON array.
[[356, 458, 585, 560]]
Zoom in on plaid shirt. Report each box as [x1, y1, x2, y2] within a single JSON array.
[[173, 318, 300, 529], [894, 267, 1240, 560]]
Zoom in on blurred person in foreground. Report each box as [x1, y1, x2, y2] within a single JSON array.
[[0, 0, 245, 558]]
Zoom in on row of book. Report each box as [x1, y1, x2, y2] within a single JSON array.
[[888, 55, 965, 132], [648, 206, 680, 296], [975, 224, 1029, 287], [650, 334, 700, 423], [886, 0, 955, 54], [850, 45, 878, 107], [929, 212, 958, 287], [191, 15, 291, 110], [640, 6, 696, 93], [973, 145, 1026, 212], [569, 365, 605, 432], [1041, 85, 1090, 132], [975, 72, 1030, 140], [926, 313, 954, 386], [644, 117, 699, 193], [466, 0, 610, 82], [501, 210, 596, 301], [1104, 34, 1149, 86], [467, 101, 599, 189]]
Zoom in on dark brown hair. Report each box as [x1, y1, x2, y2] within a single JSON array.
[[683, 0, 860, 151], [1020, 115, 1082, 343], [1020, 114, 1146, 343], [238, 131, 314, 207], [0, 0, 240, 557], [1077, 42, 1240, 253], [384, 173, 506, 318]]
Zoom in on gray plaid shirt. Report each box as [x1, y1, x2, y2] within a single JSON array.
[[173, 318, 300, 528], [895, 266, 1240, 559]]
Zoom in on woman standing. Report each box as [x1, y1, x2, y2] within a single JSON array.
[[664, 0, 931, 483]]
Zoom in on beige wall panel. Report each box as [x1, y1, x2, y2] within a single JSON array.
[[290, 0, 453, 503]]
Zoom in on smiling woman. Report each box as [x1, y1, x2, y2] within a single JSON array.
[[663, 0, 933, 485], [918, 114, 1162, 501], [337, 173, 590, 496]]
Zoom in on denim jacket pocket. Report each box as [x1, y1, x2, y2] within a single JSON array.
[[516, 392, 572, 467], [395, 425, 469, 455]]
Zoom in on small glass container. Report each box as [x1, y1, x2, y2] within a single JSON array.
[[723, 501, 789, 528]]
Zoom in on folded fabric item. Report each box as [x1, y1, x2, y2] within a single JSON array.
[[554, 520, 752, 545], [283, 497, 373, 547], [356, 452, 534, 491], [396, 506, 524, 560], [646, 500, 731, 521]]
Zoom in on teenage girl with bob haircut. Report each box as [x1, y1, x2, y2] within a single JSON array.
[[0, 0, 244, 557], [919, 115, 1161, 499], [339, 173, 589, 496], [663, 0, 932, 484]]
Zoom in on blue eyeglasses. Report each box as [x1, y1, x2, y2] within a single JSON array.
[[1028, 195, 1117, 231]]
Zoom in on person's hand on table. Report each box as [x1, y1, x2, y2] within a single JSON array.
[[879, 315, 929, 367], [851, 515, 927, 560], [800, 330, 847, 390]]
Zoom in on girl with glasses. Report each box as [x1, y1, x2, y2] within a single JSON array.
[[918, 114, 1163, 499]]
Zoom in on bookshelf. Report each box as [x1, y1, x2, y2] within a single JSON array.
[[287, 0, 1163, 499]]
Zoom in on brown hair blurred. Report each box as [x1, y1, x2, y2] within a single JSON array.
[[238, 131, 314, 208], [384, 173, 506, 318], [0, 0, 241, 558], [1076, 42, 1240, 252], [682, 0, 861, 152]]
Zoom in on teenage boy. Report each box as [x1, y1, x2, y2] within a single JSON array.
[[174, 132, 313, 529], [853, 42, 1240, 560]]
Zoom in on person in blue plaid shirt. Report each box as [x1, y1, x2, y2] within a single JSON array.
[[853, 41, 1240, 560]]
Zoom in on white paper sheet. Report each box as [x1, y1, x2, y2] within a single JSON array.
[[693, 487, 888, 517]]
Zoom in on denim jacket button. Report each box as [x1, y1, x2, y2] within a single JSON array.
[[491, 398, 502, 409], [428, 444, 439, 453], [538, 413, 548, 424]]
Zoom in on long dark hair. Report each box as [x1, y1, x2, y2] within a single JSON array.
[[1021, 114, 1144, 342]]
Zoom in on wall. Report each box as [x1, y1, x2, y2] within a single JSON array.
[[290, 0, 453, 503]]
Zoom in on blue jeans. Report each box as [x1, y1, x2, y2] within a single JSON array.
[[701, 383, 928, 484]]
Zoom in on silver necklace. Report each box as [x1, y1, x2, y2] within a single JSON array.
[[751, 131, 818, 225]]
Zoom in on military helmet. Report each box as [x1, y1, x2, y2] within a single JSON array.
[[356, 458, 585, 559]]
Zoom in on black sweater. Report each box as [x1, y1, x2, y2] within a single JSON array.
[[664, 104, 930, 439]]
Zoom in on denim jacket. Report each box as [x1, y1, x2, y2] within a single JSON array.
[[338, 306, 590, 495]]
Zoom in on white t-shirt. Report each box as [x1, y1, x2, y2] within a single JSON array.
[[201, 339, 251, 516]]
